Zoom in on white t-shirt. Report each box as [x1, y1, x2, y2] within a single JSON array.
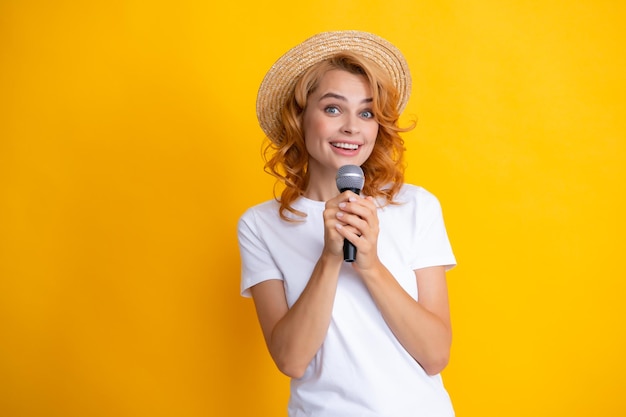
[[238, 184, 457, 417]]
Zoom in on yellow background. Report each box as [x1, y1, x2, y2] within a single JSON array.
[[1, 1, 624, 416]]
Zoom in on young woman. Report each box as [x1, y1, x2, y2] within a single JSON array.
[[238, 31, 457, 417]]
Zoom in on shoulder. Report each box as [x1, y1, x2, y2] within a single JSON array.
[[240, 199, 278, 218], [395, 183, 442, 208], [387, 184, 447, 224], [238, 199, 280, 229]]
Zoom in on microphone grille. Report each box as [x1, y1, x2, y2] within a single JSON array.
[[336, 165, 365, 191]]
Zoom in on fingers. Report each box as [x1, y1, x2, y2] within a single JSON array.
[[334, 193, 378, 241], [323, 194, 355, 257], [324, 192, 378, 243]]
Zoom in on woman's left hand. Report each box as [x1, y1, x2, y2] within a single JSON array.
[[335, 191, 452, 375], [334, 191, 380, 270]]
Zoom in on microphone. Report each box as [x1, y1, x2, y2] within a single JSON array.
[[336, 165, 365, 262]]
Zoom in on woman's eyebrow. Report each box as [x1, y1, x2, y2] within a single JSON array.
[[319, 92, 373, 104]]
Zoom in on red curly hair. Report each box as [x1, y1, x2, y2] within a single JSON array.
[[263, 52, 415, 221]]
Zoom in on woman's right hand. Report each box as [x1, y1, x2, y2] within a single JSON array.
[[251, 193, 349, 379], [322, 191, 355, 258], [322, 195, 342, 257]]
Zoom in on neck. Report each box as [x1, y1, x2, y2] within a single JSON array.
[[303, 186, 338, 202], [304, 170, 339, 202]]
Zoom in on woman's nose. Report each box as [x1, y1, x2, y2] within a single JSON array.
[[341, 114, 360, 134]]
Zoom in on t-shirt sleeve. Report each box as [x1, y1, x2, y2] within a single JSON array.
[[237, 208, 284, 298], [410, 189, 456, 271]]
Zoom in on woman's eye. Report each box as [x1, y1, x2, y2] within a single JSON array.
[[361, 110, 374, 119], [325, 106, 340, 115]]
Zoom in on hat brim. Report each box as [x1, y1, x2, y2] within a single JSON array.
[[256, 30, 412, 144]]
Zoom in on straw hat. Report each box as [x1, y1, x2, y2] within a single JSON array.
[[256, 30, 412, 144]]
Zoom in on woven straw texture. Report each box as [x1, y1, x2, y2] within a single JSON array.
[[256, 30, 412, 144]]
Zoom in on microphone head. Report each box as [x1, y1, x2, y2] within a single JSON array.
[[336, 165, 365, 192]]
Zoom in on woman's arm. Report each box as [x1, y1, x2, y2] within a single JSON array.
[[335, 194, 452, 375], [249, 194, 348, 379], [250, 254, 341, 379], [359, 264, 452, 375]]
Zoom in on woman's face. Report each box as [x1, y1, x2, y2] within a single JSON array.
[[302, 69, 379, 178]]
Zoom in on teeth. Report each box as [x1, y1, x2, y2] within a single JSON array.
[[332, 142, 359, 150]]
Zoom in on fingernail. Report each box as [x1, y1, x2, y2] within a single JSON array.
[[349, 197, 357, 202], [338, 202, 346, 209], [336, 212, 344, 218]]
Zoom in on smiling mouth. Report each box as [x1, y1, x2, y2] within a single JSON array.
[[331, 142, 359, 150]]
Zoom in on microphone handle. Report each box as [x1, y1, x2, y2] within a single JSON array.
[[339, 187, 361, 262], [343, 239, 357, 262]]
